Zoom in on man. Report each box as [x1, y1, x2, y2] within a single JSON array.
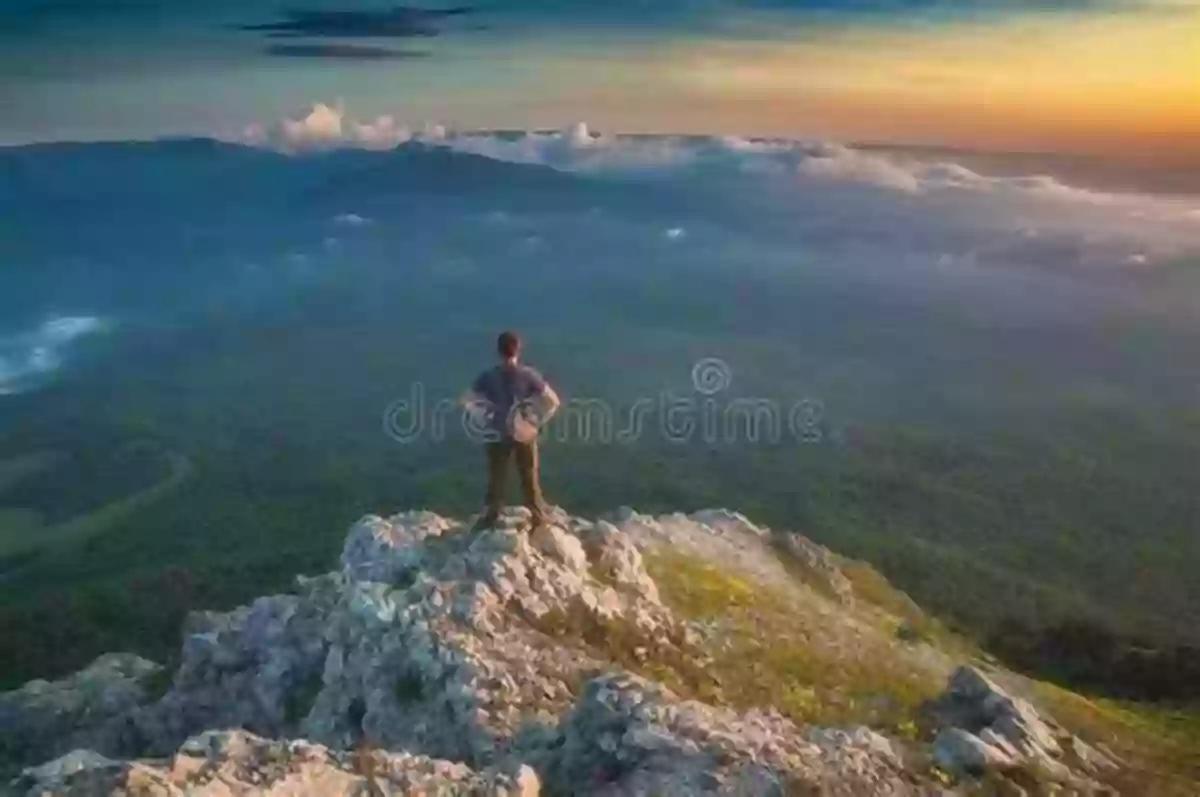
[[462, 331, 560, 528]]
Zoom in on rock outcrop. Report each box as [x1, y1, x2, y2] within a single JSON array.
[[14, 731, 539, 797], [0, 654, 164, 766], [537, 672, 919, 796], [926, 666, 1120, 791], [2, 507, 1126, 795]]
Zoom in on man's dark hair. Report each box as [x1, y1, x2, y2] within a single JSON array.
[[497, 330, 521, 359]]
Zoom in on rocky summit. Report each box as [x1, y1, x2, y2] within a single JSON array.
[[1, 508, 1129, 795]]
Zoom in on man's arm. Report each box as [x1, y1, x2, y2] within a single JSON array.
[[524, 367, 560, 423], [511, 377, 560, 443], [459, 388, 486, 409], [537, 383, 561, 423], [460, 373, 496, 437], [459, 371, 490, 409]]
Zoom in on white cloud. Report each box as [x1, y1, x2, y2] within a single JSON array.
[[332, 212, 371, 227], [40, 316, 107, 344], [253, 103, 417, 152], [0, 316, 109, 396], [239, 104, 1200, 266], [242, 105, 1190, 203], [797, 143, 923, 194]]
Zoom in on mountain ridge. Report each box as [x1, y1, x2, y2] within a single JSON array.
[[2, 505, 1167, 795]]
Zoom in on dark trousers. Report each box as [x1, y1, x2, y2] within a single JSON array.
[[485, 439, 545, 522]]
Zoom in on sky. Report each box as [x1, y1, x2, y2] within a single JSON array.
[[1, 0, 1198, 160]]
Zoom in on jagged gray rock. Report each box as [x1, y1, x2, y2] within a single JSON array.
[[925, 666, 1116, 792], [1064, 735, 1120, 775], [14, 730, 540, 796], [0, 653, 163, 767], [16, 750, 122, 795], [932, 727, 1019, 774], [2, 507, 1125, 796], [611, 507, 853, 605], [295, 508, 680, 765], [775, 531, 856, 606], [538, 672, 930, 796], [122, 587, 335, 758]]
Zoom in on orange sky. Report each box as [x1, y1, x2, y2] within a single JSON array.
[[481, 8, 1200, 162], [652, 12, 1200, 160], [3, 0, 1198, 160]]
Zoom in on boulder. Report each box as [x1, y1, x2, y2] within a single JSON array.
[[340, 511, 453, 583], [13, 730, 540, 797], [0, 654, 163, 765], [530, 523, 588, 572], [538, 672, 929, 796], [925, 665, 1115, 790], [1065, 736, 1119, 774], [125, 590, 333, 756], [932, 728, 1019, 774], [775, 532, 855, 605], [17, 750, 122, 795], [579, 521, 660, 601], [928, 667, 1063, 755]]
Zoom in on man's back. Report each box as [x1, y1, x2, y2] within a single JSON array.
[[472, 362, 547, 439]]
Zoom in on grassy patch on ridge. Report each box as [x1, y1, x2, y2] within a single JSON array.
[[644, 549, 942, 732], [1034, 683, 1200, 797]]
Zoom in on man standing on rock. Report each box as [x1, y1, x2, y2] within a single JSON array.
[[462, 330, 560, 528]]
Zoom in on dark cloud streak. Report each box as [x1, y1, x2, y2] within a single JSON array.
[[239, 6, 475, 39], [263, 43, 431, 59]]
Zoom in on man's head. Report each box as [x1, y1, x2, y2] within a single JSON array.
[[497, 330, 521, 362]]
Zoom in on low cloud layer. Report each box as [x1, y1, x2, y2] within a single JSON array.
[[0, 316, 109, 396], [237, 104, 1200, 267], [6, 112, 1200, 398]]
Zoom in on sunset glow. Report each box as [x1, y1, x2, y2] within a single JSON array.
[[2, 0, 1197, 160]]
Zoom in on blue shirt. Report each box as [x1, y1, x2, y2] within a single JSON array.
[[471, 363, 547, 440]]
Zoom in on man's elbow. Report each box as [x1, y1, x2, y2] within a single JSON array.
[[542, 386, 562, 416]]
